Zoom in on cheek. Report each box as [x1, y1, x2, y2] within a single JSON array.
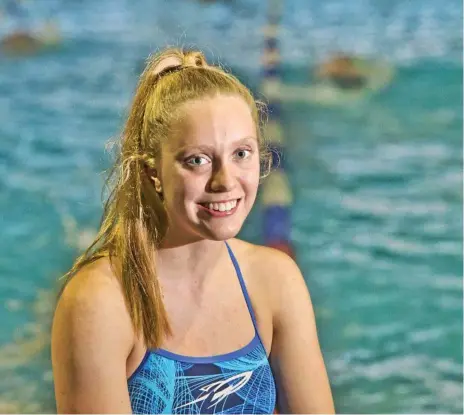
[[241, 168, 260, 192], [162, 170, 184, 204], [166, 171, 204, 206], [239, 156, 260, 182]]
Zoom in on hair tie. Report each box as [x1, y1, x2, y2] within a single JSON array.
[[154, 64, 186, 80]]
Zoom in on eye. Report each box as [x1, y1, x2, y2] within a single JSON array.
[[185, 155, 210, 167], [235, 149, 252, 160]]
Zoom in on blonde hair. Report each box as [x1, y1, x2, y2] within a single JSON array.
[[58, 47, 272, 349]]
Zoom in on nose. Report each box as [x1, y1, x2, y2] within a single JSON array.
[[208, 160, 236, 193]]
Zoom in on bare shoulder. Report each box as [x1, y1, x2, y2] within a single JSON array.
[[229, 238, 303, 283], [58, 257, 121, 299], [52, 257, 134, 412], [228, 239, 307, 313], [54, 256, 134, 348]]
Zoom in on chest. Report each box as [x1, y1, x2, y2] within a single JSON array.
[[159, 266, 272, 356]]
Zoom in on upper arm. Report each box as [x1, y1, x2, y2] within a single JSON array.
[[265, 250, 335, 414], [51, 264, 135, 414]]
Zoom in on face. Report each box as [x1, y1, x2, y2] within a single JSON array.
[[156, 94, 260, 244]]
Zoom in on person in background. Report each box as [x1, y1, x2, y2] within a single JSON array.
[[51, 47, 335, 414], [314, 53, 367, 90], [0, 20, 60, 56], [260, 52, 394, 106], [0, 1, 60, 56]]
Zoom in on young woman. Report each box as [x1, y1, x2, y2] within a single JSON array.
[[51, 47, 335, 414]]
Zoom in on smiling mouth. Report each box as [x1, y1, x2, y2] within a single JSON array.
[[197, 199, 241, 216]]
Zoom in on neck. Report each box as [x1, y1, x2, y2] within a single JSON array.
[[155, 239, 228, 283]]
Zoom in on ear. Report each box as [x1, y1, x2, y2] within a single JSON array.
[[153, 177, 163, 194], [145, 166, 163, 194]]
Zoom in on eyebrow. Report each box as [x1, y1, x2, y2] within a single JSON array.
[[176, 136, 257, 153]]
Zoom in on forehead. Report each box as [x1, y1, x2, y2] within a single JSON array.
[[166, 95, 256, 150]]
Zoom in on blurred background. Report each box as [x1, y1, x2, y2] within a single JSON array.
[[0, 0, 462, 413]]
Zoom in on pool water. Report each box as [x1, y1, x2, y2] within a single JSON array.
[[0, 0, 462, 412]]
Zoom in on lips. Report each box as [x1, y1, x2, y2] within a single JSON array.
[[197, 199, 241, 217], [199, 199, 239, 212]]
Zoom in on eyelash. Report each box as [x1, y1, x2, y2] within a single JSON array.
[[185, 148, 252, 167]]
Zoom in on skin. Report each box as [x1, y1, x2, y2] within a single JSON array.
[[51, 94, 335, 414]]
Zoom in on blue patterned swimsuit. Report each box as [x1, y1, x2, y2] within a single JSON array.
[[128, 242, 277, 414]]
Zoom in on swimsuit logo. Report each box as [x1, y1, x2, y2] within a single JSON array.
[[175, 371, 253, 410]]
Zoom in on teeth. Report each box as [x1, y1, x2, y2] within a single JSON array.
[[206, 200, 238, 212]]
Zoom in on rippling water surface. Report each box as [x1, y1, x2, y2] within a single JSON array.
[[0, 0, 462, 412]]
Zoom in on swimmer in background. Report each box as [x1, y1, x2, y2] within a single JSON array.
[[261, 52, 395, 105], [1, 20, 60, 55], [314, 54, 367, 90], [0, 1, 60, 56]]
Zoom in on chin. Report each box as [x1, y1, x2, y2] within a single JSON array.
[[208, 230, 240, 241], [199, 224, 242, 241], [195, 218, 244, 241]]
